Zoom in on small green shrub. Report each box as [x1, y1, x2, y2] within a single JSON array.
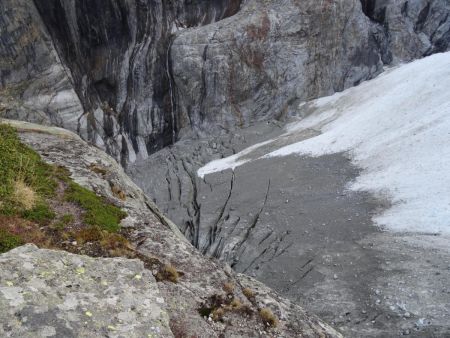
[[0, 228, 23, 253], [65, 182, 126, 233]]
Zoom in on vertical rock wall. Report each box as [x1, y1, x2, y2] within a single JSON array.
[[0, 0, 449, 166]]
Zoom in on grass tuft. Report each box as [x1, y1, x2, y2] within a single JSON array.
[[243, 287, 255, 300], [259, 307, 278, 327], [12, 179, 36, 210], [156, 264, 180, 283], [0, 124, 56, 214], [223, 282, 235, 294]]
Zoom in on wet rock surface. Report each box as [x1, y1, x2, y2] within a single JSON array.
[[128, 118, 450, 337], [1, 119, 342, 337]]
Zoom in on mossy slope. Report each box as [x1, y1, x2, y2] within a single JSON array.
[[0, 124, 127, 254]]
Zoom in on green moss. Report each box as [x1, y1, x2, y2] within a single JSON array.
[[21, 203, 55, 225], [65, 182, 126, 233], [0, 124, 56, 213], [0, 228, 23, 253], [0, 124, 126, 236]]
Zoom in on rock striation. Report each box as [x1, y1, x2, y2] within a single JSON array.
[[1, 0, 449, 165]]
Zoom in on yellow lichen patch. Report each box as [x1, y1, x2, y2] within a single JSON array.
[[76, 267, 86, 275]]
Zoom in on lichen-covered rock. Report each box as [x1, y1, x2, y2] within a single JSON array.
[[0, 118, 342, 337], [0, 244, 172, 338]]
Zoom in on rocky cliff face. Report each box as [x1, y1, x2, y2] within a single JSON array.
[[0, 0, 84, 130], [0, 119, 342, 337], [1, 0, 448, 165]]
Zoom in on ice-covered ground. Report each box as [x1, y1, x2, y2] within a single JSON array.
[[198, 52, 450, 234]]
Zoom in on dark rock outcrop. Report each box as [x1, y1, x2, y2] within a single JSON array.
[[31, 0, 243, 165], [0, 0, 83, 130], [1, 0, 448, 165], [360, 0, 450, 61]]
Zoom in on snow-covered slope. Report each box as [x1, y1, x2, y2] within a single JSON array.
[[198, 52, 450, 234]]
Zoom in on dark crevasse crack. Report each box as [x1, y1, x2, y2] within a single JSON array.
[[166, 35, 178, 143], [180, 158, 202, 248], [206, 171, 235, 255], [231, 179, 271, 268]]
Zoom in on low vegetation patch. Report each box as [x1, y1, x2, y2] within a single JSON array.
[[198, 289, 253, 323], [259, 307, 278, 327], [223, 282, 235, 294], [0, 124, 56, 216], [65, 181, 127, 233], [242, 287, 255, 300], [0, 227, 23, 253], [156, 264, 180, 283], [0, 124, 128, 256]]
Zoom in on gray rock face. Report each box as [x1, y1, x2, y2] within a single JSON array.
[[171, 0, 383, 135], [0, 0, 83, 131], [2, 119, 342, 338], [361, 0, 450, 61], [1, 0, 449, 165], [0, 244, 173, 338], [30, 0, 242, 165]]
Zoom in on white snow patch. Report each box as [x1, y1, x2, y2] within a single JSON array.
[[197, 139, 273, 179], [198, 52, 450, 234]]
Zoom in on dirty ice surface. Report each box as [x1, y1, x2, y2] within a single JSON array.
[[198, 52, 450, 234]]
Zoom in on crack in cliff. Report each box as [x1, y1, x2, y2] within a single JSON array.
[[166, 36, 178, 144]]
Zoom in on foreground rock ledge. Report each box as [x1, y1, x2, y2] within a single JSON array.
[[0, 244, 172, 338], [0, 119, 341, 337]]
